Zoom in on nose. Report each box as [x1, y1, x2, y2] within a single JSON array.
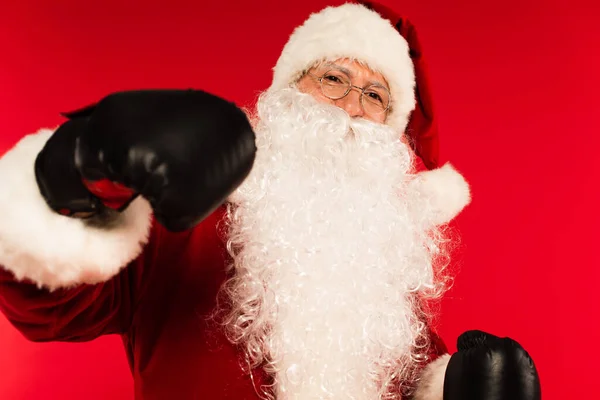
[[337, 87, 364, 118]]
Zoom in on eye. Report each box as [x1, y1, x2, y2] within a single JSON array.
[[366, 91, 383, 103], [364, 86, 390, 109], [364, 91, 385, 106], [321, 70, 349, 86], [324, 75, 343, 83]]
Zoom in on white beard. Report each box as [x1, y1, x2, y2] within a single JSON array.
[[222, 89, 447, 399]]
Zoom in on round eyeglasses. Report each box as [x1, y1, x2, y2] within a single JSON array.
[[308, 69, 391, 115]]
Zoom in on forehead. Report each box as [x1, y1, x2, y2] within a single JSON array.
[[312, 58, 389, 88]]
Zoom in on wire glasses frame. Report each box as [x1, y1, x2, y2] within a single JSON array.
[[307, 70, 392, 115]]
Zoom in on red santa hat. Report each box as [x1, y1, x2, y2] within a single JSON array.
[[268, 1, 440, 170]]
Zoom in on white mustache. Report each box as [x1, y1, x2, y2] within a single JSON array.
[[254, 89, 401, 145]]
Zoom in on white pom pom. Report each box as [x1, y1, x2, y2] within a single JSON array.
[[410, 163, 471, 226]]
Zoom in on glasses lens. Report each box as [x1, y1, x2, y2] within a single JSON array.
[[362, 86, 390, 115], [319, 70, 350, 99]]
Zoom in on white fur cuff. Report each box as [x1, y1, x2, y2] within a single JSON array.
[[0, 130, 153, 290], [410, 163, 471, 226], [413, 354, 451, 400]]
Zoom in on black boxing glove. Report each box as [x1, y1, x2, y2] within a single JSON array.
[[35, 89, 256, 231], [443, 330, 541, 400], [35, 115, 109, 219]]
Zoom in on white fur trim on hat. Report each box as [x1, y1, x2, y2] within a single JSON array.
[[413, 354, 450, 400], [269, 3, 416, 132], [0, 130, 153, 291]]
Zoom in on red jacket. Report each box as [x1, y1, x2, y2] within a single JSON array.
[[0, 206, 448, 399], [0, 132, 451, 400]]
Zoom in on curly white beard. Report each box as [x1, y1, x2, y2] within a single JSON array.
[[222, 89, 447, 399]]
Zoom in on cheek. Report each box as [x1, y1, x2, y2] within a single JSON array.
[[359, 111, 387, 124], [365, 113, 387, 124]]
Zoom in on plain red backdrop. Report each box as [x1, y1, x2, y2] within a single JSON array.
[[1, 0, 598, 399]]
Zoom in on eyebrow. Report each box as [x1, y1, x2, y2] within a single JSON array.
[[321, 61, 389, 89]]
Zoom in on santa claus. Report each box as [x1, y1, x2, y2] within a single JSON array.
[[0, 2, 540, 400]]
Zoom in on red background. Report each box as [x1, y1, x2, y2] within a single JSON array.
[[1, 0, 599, 399]]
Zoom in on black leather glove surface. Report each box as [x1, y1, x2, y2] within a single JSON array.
[[35, 89, 256, 231], [443, 330, 541, 400]]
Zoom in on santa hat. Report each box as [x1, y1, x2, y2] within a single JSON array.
[[268, 1, 440, 170]]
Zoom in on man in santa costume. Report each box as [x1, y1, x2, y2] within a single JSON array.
[[0, 2, 540, 399]]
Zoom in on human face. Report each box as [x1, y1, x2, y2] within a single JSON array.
[[295, 59, 390, 124]]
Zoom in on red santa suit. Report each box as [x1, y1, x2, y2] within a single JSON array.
[[0, 200, 454, 399], [0, 3, 471, 399]]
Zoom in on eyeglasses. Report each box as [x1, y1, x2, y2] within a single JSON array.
[[307, 69, 391, 115]]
